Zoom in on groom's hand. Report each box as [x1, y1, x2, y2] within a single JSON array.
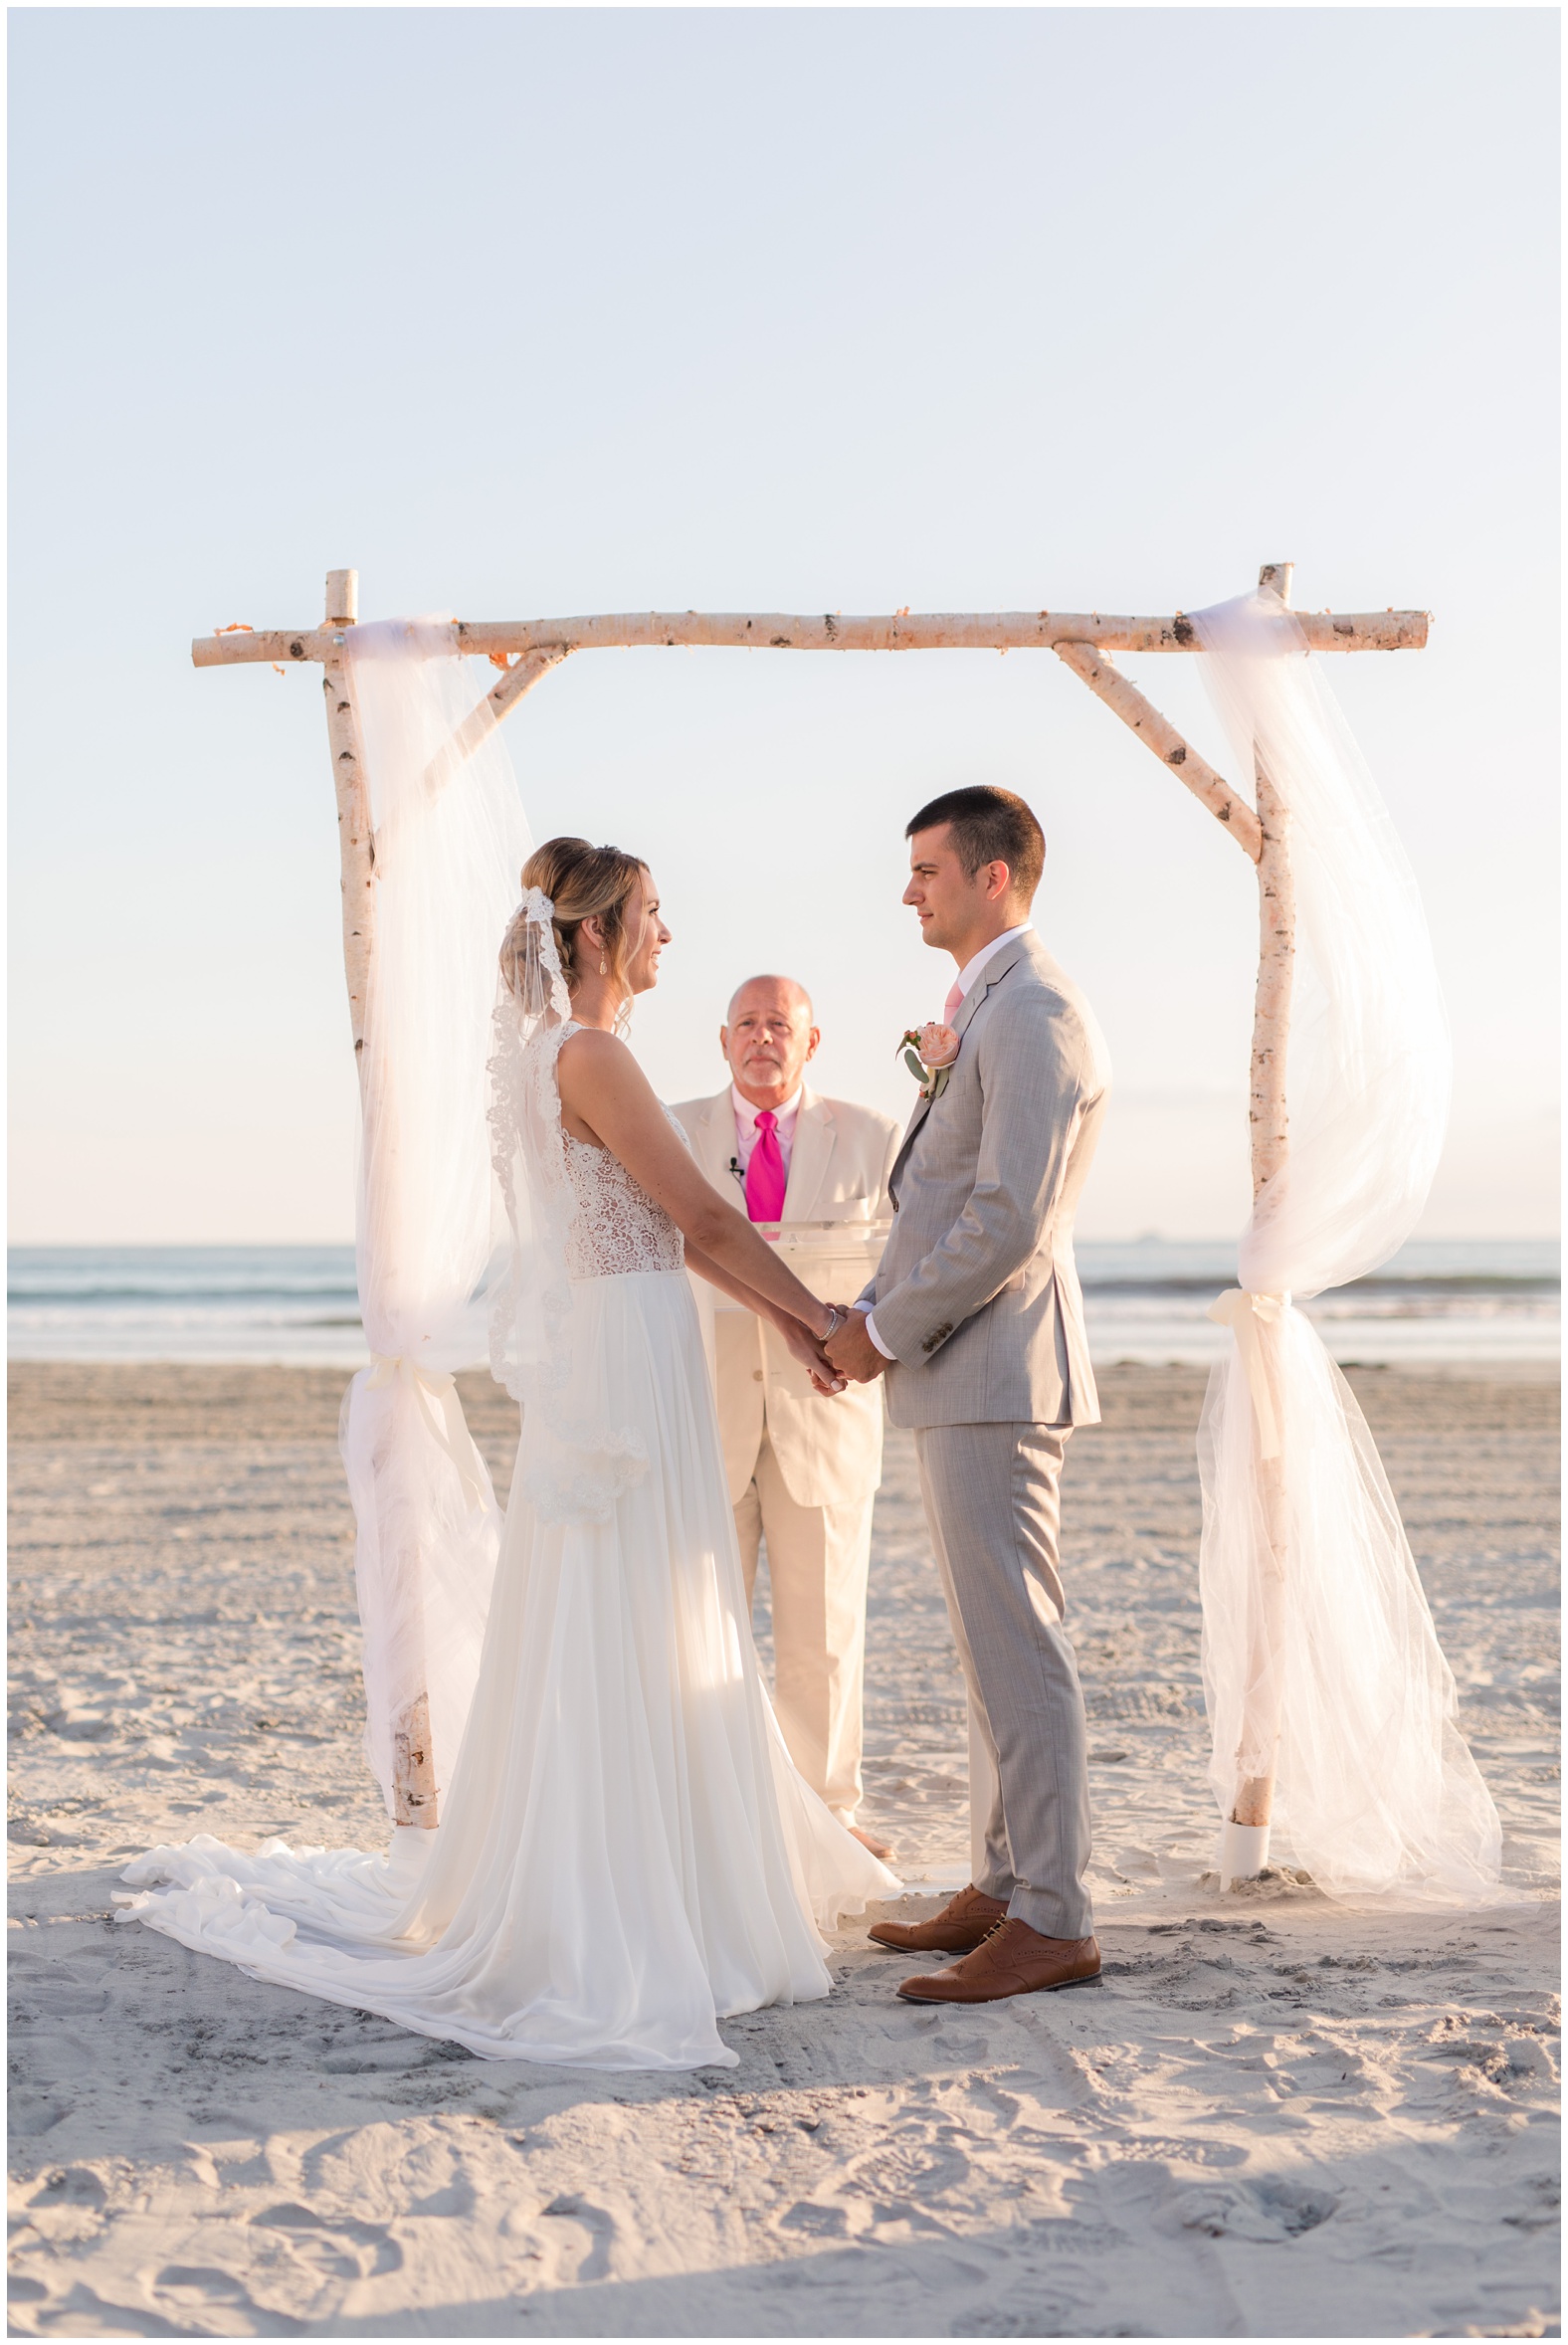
[[825, 1309, 886, 1385]]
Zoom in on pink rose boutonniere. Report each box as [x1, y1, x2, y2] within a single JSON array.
[[898, 1021, 960, 1102]]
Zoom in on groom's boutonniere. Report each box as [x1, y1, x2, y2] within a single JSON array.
[[898, 1021, 960, 1102]]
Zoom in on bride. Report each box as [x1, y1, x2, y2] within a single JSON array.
[[119, 836, 897, 2071]]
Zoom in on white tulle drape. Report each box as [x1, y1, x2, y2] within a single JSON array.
[[1193, 590, 1501, 1901], [338, 619, 532, 1821]]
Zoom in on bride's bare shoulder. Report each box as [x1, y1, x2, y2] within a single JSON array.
[[557, 1025, 641, 1090]]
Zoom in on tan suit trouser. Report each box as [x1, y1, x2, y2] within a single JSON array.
[[733, 1426, 876, 1826]]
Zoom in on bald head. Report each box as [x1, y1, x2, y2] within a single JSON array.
[[726, 972, 813, 1025], [721, 974, 820, 1111]]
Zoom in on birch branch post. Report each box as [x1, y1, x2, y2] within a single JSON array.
[[1222, 567, 1299, 1883], [1055, 564, 1299, 1884], [321, 570, 374, 1061], [317, 570, 440, 1831]]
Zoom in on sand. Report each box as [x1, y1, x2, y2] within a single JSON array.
[[8, 1360, 1560, 2339]]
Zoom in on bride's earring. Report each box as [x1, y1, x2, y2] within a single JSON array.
[[599, 955, 608, 976]]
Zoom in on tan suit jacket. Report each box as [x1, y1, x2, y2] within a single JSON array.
[[671, 1086, 901, 1509]]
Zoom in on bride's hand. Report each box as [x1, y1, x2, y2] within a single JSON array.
[[776, 1313, 847, 1396]]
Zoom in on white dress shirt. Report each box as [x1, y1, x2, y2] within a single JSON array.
[[946, 923, 1034, 1011], [858, 926, 1035, 1360]]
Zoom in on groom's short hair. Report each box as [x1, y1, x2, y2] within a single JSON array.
[[906, 786, 1045, 901]]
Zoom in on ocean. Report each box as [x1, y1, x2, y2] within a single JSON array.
[[8, 1239, 1558, 1369]]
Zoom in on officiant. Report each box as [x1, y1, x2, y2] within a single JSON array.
[[674, 977, 900, 1859]]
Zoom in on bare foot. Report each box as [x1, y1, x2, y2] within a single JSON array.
[[849, 1823, 895, 1862]]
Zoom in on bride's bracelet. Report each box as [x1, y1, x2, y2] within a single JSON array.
[[821, 1304, 849, 1343]]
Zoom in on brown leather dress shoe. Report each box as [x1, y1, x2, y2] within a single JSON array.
[[897, 1918, 1100, 2003], [868, 1883, 1009, 1954]]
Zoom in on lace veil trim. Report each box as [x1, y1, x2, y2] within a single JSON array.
[[487, 890, 649, 1525]]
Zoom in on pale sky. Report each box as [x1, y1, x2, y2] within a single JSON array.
[[9, 7, 1559, 1244]]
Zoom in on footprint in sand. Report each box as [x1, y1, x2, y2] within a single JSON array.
[[1168, 2177, 1340, 2243], [248, 2203, 402, 2279], [539, 2194, 621, 2283]]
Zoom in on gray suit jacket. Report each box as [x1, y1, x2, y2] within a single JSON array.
[[859, 930, 1111, 1431]]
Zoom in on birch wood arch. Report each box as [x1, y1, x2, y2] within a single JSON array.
[[193, 566, 1430, 1865]]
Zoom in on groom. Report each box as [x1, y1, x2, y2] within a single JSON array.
[[826, 785, 1111, 2004]]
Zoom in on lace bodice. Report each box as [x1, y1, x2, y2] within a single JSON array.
[[562, 1133, 685, 1276], [558, 1026, 686, 1277]]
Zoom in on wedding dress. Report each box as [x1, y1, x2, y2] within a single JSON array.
[[119, 992, 896, 2070]]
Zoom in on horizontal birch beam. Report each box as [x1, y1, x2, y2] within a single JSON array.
[[191, 606, 1430, 670]]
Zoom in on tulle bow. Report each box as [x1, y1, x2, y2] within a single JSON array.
[[365, 1354, 490, 1509], [1205, 1288, 1288, 1460]]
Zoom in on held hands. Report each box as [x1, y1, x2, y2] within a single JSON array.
[[776, 1312, 848, 1395], [824, 1306, 887, 1386], [773, 1301, 885, 1396]]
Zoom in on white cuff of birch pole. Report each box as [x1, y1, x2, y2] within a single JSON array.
[[1219, 1818, 1272, 1888], [1206, 1288, 1290, 1460], [364, 1354, 489, 1508]]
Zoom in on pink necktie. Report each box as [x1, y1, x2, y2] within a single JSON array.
[[745, 1110, 787, 1222], [943, 980, 964, 1025]]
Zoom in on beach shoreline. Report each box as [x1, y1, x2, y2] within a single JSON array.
[[9, 1361, 1560, 2337]]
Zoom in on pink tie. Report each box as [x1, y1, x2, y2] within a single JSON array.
[[745, 1110, 787, 1222], [943, 980, 964, 1025]]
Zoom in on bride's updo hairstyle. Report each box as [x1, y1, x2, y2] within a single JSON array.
[[501, 836, 647, 1000]]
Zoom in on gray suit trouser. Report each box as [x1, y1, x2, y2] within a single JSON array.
[[913, 1422, 1093, 1941]]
